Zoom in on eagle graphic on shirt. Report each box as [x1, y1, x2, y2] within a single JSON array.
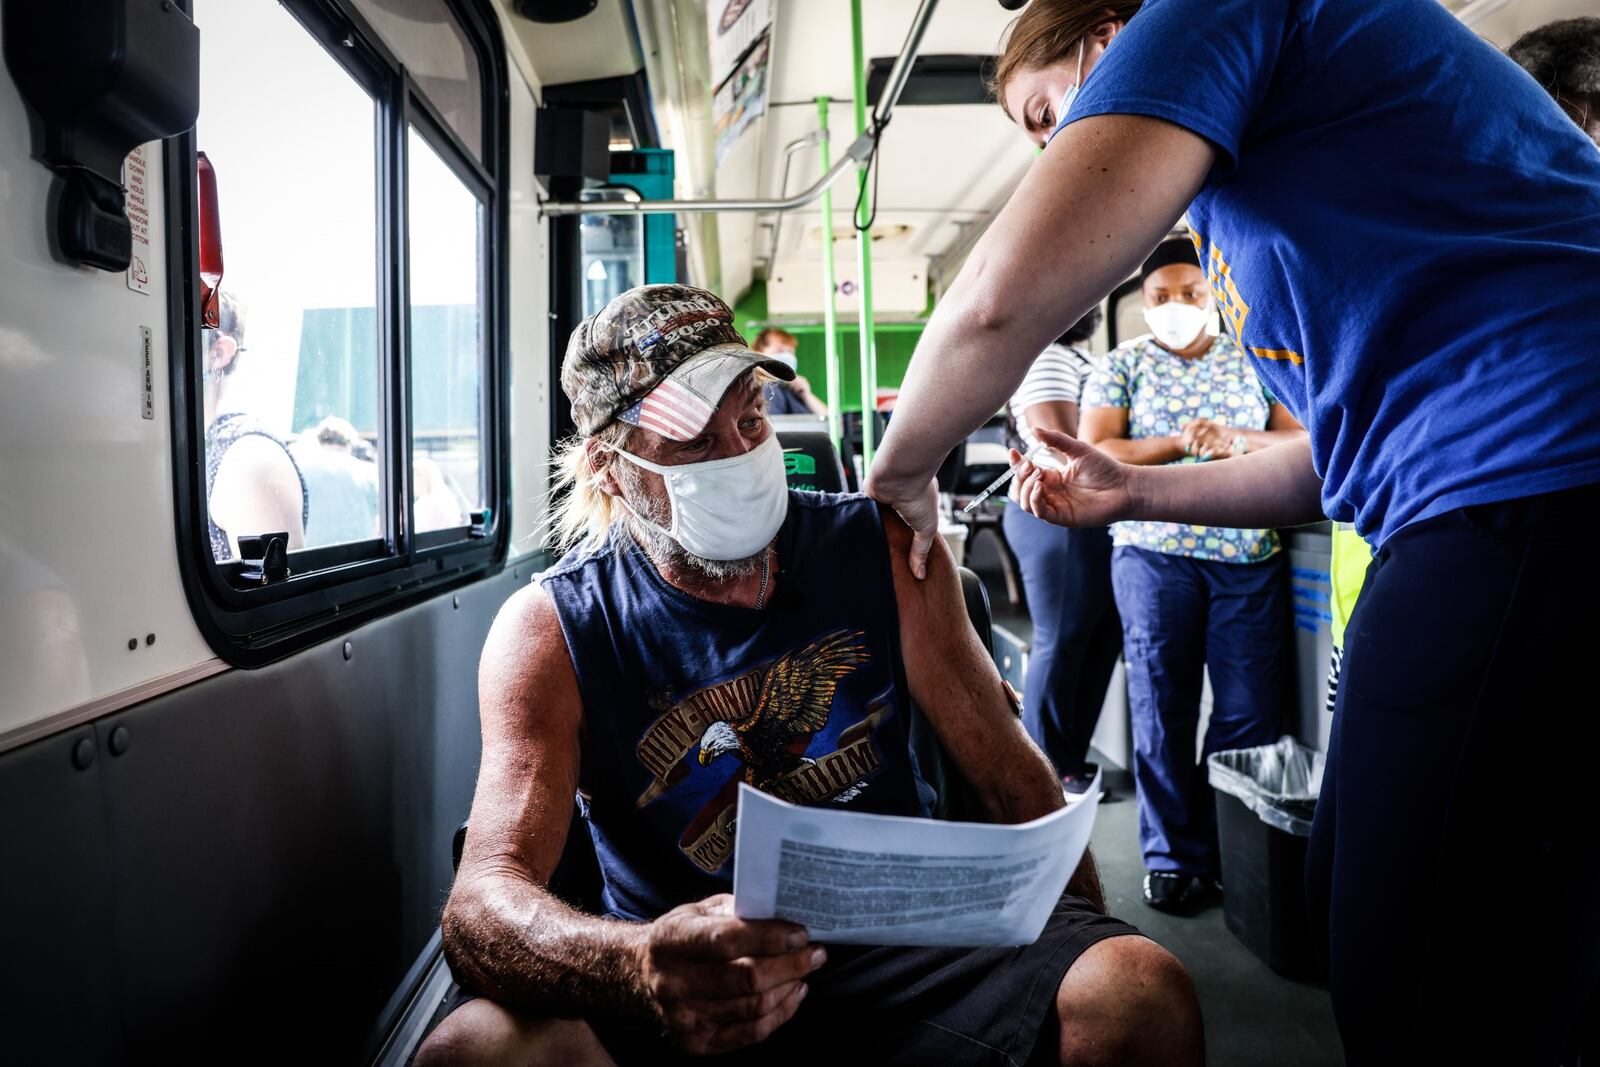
[[631, 628, 895, 873], [694, 630, 871, 788]]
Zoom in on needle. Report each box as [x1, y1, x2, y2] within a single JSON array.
[[961, 443, 1048, 514]]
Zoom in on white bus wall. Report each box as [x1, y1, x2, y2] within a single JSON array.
[[0, 24, 555, 1057]]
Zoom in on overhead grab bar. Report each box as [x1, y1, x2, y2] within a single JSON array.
[[540, 0, 941, 218]]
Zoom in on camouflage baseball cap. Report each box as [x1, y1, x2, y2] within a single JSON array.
[[562, 284, 796, 441]]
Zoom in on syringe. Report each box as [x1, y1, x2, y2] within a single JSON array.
[[961, 443, 1049, 514]]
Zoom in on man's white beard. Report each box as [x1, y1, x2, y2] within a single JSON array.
[[616, 465, 764, 583]]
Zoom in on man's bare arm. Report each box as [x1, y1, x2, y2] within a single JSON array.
[[441, 583, 652, 1019], [882, 510, 1105, 909], [441, 584, 823, 1052]]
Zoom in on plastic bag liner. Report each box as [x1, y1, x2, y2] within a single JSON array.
[[1207, 736, 1324, 837]]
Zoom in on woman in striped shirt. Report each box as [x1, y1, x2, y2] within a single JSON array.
[[1001, 309, 1121, 798]]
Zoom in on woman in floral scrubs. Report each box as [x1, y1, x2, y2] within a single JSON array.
[[1080, 238, 1307, 913]]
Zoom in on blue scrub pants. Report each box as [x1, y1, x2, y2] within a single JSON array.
[[1111, 545, 1289, 877], [1001, 506, 1122, 777], [1307, 484, 1600, 1064]]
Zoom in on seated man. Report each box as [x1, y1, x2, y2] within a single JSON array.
[[419, 285, 1202, 1066]]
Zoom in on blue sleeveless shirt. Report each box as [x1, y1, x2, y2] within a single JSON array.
[[539, 491, 934, 922]]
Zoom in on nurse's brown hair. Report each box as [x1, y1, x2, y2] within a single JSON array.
[[991, 0, 1145, 118]]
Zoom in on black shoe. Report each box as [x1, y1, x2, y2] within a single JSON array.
[[1142, 872, 1209, 914]]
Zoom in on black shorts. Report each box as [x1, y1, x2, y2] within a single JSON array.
[[440, 894, 1140, 1066]]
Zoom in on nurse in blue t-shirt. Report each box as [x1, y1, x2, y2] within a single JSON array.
[[866, 0, 1600, 1060]]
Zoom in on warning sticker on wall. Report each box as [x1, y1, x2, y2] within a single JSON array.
[[140, 326, 155, 420], [124, 144, 151, 295]]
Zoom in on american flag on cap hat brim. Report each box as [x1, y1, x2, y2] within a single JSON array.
[[621, 376, 717, 441]]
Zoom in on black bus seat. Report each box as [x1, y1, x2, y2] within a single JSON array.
[[775, 428, 848, 494]]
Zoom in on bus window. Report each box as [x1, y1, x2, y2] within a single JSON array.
[[350, 0, 484, 163], [407, 126, 484, 536], [195, 0, 383, 562], [169, 0, 506, 663]]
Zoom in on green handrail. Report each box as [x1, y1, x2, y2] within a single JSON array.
[[850, 0, 878, 467], [816, 96, 844, 456]]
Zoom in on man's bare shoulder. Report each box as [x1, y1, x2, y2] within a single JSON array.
[[479, 580, 581, 734]]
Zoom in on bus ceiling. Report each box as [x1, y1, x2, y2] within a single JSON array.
[[539, 0, 940, 219]]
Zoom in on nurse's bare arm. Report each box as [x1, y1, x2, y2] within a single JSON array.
[[1079, 406, 1186, 466], [442, 584, 822, 1053], [881, 508, 1106, 912], [867, 115, 1215, 568], [1014, 428, 1325, 531]]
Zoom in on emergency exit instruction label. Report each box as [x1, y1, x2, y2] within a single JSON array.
[[124, 144, 151, 295], [140, 326, 154, 420]]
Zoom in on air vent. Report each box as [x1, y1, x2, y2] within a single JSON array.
[[866, 55, 994, 107]]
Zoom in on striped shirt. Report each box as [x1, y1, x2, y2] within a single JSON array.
[[1008, 343, 1094, 470]]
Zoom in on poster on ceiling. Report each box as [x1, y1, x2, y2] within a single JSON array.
[[708, 0, 774, 90], [713, 28, 771, 165]]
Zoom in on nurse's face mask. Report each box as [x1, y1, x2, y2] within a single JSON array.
[[1045, 38, 1089, 147]]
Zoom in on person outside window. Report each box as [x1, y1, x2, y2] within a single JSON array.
[[203, 290, 307, 562], [1079, 238, 1306, 912], [1001, 308, 1121, 798], [292, 415, 378, 548], [751, 327, 828, 417]]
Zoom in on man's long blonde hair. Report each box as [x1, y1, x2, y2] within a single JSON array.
[[546, 421, 633, 554]]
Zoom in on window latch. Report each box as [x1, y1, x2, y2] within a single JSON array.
[[468, 508, 493, 539], [236, 533, 291, 585]]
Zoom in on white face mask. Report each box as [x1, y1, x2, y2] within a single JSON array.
[[613, 434, 789, 561], [1045, 37, 1088, 146], [767, 350, 799, 373], [1144, 301, 1212, 351]]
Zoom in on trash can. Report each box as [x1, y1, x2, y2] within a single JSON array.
[[1208, 736, 1326, 981]]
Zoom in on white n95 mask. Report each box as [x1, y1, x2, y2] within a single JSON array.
[[613, 434, 789, 561], [1144, 302, 1212, 351]]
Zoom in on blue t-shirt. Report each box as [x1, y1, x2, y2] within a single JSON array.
[[1066, 0, 1600, 547]]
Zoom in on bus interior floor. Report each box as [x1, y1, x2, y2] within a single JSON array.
[[963, 538, 1343, 1064], [1090, 762, 1342, 1066]]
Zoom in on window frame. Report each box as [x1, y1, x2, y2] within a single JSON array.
[[165, 0, 510, 667]]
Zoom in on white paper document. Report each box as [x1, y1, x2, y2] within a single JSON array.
[[731, 782, 1100, 947]]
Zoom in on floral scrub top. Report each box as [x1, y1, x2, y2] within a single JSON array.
[[1082, 334, 1279, 564]]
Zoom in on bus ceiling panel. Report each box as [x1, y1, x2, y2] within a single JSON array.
[[2, 0, 200, 272], [501, 0, 642, 88], [765, 0, 1018, 104]]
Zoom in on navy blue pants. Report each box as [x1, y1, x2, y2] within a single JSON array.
[[1307, 485, 1600, 1064], [1111, 546, 1289, 876], [1002, 505, 1122, 777]]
